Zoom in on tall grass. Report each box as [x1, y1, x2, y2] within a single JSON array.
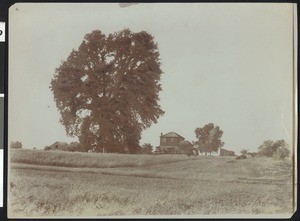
[[9, 160, 293, 217], [10, 149, 191, 168], [10, 149, 292, 181], [9, 149, 293, 217]]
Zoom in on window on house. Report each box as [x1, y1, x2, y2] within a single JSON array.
[[162, 138, 166, 142], [170, 138, 174, 142]]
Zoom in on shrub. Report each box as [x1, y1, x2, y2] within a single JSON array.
[[10, 141, 22, 149], [140, 143, 153, 154], [273, 147, 290, 160], [240, 149, 248, 155], [247, 152, 258, 158], [258, 139, 290, 159], [236, 155, 247, 160]]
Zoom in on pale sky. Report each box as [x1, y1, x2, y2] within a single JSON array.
[[8, 3, 295, 153]]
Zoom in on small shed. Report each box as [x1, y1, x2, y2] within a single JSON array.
[[219, 148, 235, 156]]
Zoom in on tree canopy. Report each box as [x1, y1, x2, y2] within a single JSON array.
[[140, 143, 153, 154], [194, 123, 224, 156], [258, 139, 290, 159], [50, 29, 164, 153]]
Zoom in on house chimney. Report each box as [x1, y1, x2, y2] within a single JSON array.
[[161, 132, 163, 137]]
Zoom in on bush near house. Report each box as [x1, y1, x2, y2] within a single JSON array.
[[140, 143, 153, 154]]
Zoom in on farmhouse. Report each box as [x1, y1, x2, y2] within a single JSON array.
[[159, 132, 193, 154], [219, 148, 235, 156], [44, 141, 68, 151]]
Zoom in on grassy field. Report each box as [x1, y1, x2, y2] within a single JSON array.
[[8, 149, 294, 218], [10, 149, 192, 168]]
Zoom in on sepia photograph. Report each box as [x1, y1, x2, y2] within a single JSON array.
[[8, 3, 297, 218]]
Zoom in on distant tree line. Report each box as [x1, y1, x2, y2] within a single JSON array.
[[257, 139, 290, 159], [236, 139, 290, 160], [191, 123, 291, 160]]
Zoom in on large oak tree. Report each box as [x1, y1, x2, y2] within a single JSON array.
[[50, 29, 164, 153]]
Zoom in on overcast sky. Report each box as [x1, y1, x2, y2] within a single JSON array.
[[8, 3, 295, 153]]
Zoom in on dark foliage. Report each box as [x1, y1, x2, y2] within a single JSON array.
[[194, 123, 224, 156], [50, 29, 164, 153], [258, 139, 290, 159], [236, 155, 247, 160], [140, 143, 153, 154]]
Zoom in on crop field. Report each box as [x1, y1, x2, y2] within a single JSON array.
[[8, 149, 294, 218]]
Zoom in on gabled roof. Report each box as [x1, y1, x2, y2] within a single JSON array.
[[161, 132, 184, 139], [50, 141, 69, 147]]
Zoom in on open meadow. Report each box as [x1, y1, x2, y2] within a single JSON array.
[[8, 149, 294, 218]]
